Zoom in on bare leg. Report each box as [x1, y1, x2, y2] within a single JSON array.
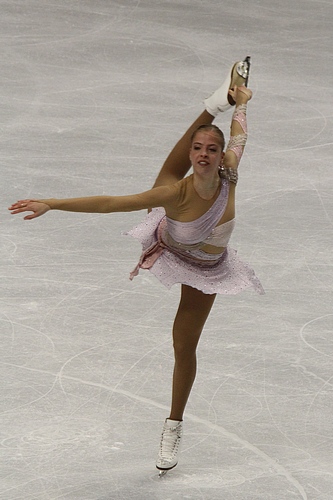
[[153, 58, 251, 189], [169, 284, 216, 421], [152, 110, 214, 188]]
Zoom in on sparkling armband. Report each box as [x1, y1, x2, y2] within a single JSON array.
[[226, 104, 248, 164], [218, 165, 238, 185], [232, 104, 247, 133]]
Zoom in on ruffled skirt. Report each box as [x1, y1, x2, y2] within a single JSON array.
[[125, 208, 264, 296]]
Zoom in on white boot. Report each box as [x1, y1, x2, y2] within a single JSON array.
[[156, 418, 183, 473], [204, 56, 251, 116]]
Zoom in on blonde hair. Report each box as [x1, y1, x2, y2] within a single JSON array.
[[191, 124, 225, 151]]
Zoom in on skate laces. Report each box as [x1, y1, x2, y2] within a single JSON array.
[[159, 423, 182, 459]]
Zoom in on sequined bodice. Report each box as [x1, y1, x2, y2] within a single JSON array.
[[164, 179, 234, 249]]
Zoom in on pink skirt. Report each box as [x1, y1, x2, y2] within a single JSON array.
[[125, 208, 264, 296]]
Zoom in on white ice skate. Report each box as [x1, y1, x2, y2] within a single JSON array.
[[204, 56, 251, 116], [156, 418, 183, 477]]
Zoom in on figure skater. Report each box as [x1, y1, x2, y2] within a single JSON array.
[[8, 57, 264, 476]]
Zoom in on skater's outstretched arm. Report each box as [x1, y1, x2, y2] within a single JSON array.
[[8, 184, 179, 220]]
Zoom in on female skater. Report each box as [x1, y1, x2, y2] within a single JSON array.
[[9, 57, 264, 475]]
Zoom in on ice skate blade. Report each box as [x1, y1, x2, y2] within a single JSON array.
[[227, 55, 251, 105], [157, 463, 177, 477], [236, 56, 251, 81], [158, 469, 168, 478]]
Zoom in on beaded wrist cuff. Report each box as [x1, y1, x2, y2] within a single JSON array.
[[218, 165, 238, 185]]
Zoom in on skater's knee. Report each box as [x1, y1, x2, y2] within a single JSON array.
[[172, 332, 201, 360]]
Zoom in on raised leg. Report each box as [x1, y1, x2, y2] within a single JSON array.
[[152, 57, 250, 189], [169, 284, 216, 421], [152, 110, 214, 188]]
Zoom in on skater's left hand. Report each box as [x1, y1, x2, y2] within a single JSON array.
[[229, 85, 252, 104], [8, 199, 51, 220]]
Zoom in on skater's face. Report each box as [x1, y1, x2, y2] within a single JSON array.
[[190, 131, 224, 173]]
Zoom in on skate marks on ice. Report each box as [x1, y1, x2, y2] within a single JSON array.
[[31, 362, 310, 497], [300, 314, 333, 359], [2, 0, 333, 498], [1, 328, 309, 499]]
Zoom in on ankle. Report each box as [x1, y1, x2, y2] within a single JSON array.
[[168, 415, 183, 422]]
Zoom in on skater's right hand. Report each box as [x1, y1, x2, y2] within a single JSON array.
[[8, 199, 51, 220]]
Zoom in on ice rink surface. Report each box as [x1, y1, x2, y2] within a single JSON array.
[[1, 1, 333, 499]]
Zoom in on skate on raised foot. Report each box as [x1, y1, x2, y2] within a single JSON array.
[[204, 56, 251, 116], [156, 418, 183, 477]]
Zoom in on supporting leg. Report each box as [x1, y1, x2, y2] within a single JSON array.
[[156, 285, 216, 474], [169, 284, 216, 421]]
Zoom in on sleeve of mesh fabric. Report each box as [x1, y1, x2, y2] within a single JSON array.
[[226, 104, 248, 165]]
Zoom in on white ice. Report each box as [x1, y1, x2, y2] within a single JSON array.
[[1, 1, 333, 499]]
